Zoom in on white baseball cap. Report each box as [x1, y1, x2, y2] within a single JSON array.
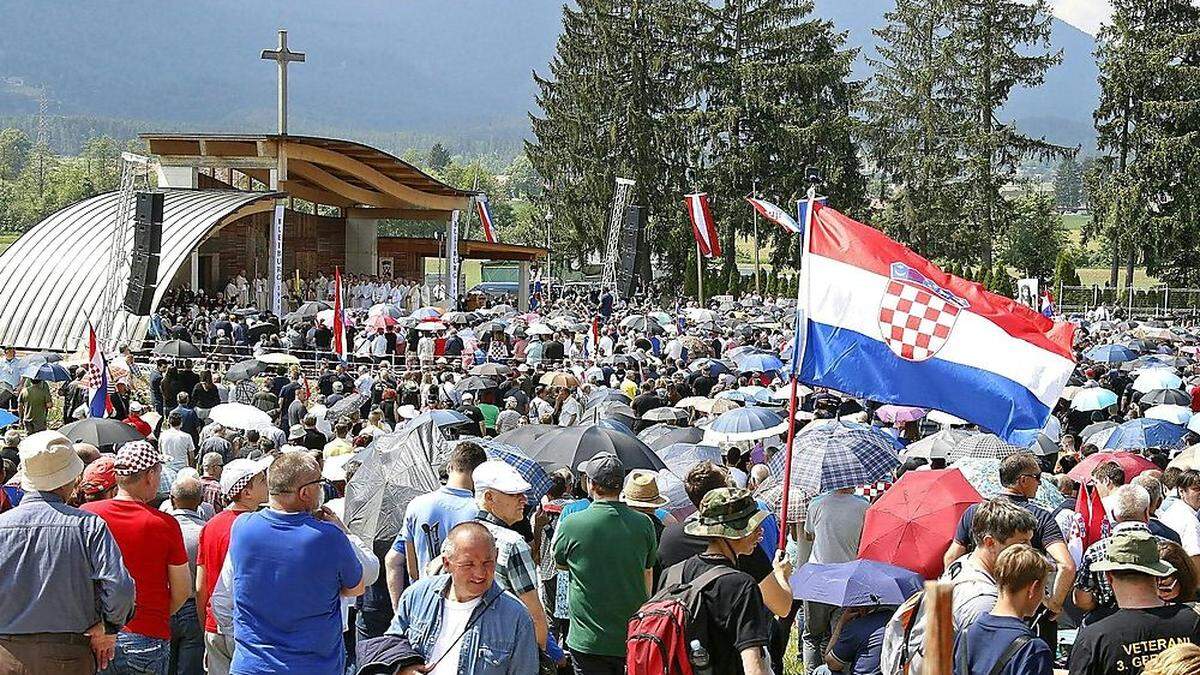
[[472, 460, 531, 496]]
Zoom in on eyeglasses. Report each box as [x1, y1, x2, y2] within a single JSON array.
[[1020, 473, 1042, 481], [290, 479, 323, 494]]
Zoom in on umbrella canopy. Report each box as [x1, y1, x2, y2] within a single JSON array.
[[152, 340, 202, 358], [258, 352, 300, 366], [946, 433, 1024, 464], [951, 457, 1064, 510], [284, 300, 332, 323], [469, 363, 511, 377], [875, 405, 928, 426], [1071, 388, 1119, 412], [657, 442, 724, 475], [19, 360, 70, 382], [587, 388, 631, 406], [224, 358, 264, 383], [345, 421, 443, 542], [1067, 451, 1158, 483], [59, 417, 144, 447], [734, 352, 784, 374], [455, 376, 497, 395], [525, 425, 667, 472], [1144, 404, 1193, 425], [416, 321, 447, 332], [1168, 444, 1200, 471], [619, 315, 655, 331], [409, 409, 474, 430], [642, 406, 689, 424], [638, 424, 706, 450], [442, 311, 477, 325], [1133, 370, 1184, 393], [858, 469, 981, 579], [494, 424, 562, 449], [1188, 414, 1200, 436], [927, 410, 969, 427], [327, 393, 368, 423], [689, 358, 732, 377], [1103, 418, 1188, 450], [540, 372, 580, 388], [704, 407, 789, 442], [365, 314, 396, 330], [246, 323, 277, 343], [792, 560, 925, 607], [578, 401, 639, 431], [901, 429, 975, 462], [1140, 388, 1191, 407], [208, 403, 272, 431], [410, 307, 444, 321], [769, 423, 900, 494], [1084, 344, 1138, 363], [479, 440, 554, 502], [368, 303, 404, 319], [684, 307, 717, 323], [696, 398, 741, 415], [0, 409, 16, 429], [1081, 420, 1118, 442]]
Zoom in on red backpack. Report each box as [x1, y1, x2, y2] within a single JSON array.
[[626, 563, 736, 675]]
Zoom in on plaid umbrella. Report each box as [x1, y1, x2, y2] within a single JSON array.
[[479, 440, 554, 502], [951, 457, 1064, 510], [754, 474, 814, 524], [326, 393, 367, 423], [946, 433, 1024, 464], [769, 422, 900, 494]]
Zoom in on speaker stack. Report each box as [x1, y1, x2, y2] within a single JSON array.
[[123, 192, 164, 316], [616, 205, 645, 298]]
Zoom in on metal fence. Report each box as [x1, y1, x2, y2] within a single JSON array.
[[1057, 284, 1200, 316]]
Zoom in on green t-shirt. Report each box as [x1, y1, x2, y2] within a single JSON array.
[[478, 403, 500, 430], [553, 499, 657, 657], [19, 381, 50, 423]]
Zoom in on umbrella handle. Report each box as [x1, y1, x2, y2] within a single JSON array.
[[778, 372, 801, 551]]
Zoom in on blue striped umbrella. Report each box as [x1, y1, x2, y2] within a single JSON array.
[[770, 422, 900, 494], [1104, 418, 1188, 451]]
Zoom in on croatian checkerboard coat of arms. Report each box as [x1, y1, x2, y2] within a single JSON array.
[[878, 262, 970, 362]]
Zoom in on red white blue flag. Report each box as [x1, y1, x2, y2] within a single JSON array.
[[797, 203, 1075, 443], [333, 267, 346, 360], [746, 197, 800, 235], [477, 196, 498, 244], [86, 322, 111, 418], [685, 193, 721, 258]]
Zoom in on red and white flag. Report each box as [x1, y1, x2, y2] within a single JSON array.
[[333, 267, 346, 360], [477, 196, 498, 244], [746, 196, 801, 234], [685, 193, 721, 258]]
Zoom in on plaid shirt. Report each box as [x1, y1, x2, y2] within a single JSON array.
[[1075, 521, 1152, 611], [476, 510, 538, 596], [200, 475, 228, 512]]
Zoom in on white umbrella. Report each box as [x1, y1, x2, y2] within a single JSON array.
[[1145, 404, 1193, 425], [1133, 370, 1183, 393], [258, 352, 300, 366], [928, 409, 969, 427], [527, 323, 554, 336], [209, 403, 272, 430], [417, 321, 447, 332], [368, 303, 403, 319]]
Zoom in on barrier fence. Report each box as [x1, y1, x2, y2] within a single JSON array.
[[1057, 284, 1200, 317]]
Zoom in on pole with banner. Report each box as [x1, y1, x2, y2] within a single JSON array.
[[448, 209, 461, 309], [271, 203, 284, 316]]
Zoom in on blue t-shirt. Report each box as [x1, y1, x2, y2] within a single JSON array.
[[229, 509, 363, 674], [756, 499, 780, 562], [395, 486, 477, 571], [953, 613, 1053, 675], [831, 609, 890, 675]]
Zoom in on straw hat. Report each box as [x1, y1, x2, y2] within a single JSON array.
[[620, 469, 669, 509], [19, 430, 84, 492]]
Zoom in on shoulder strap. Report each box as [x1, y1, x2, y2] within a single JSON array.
[[898, 591, 925, 669], [986, 635, 1033, 675]]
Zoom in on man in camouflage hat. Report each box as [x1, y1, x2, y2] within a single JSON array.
[[669, 487, 791, 675]]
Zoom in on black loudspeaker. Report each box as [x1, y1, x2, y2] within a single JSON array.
[[123, 191, 165, 316], [133, 192, 164, 253], [123, 253, 160, 315], [617, 205, 644, 297]]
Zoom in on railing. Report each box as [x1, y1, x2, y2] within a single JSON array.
[[1056, 284, 1200, 318]]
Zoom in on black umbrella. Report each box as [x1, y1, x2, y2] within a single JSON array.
[[59, 418, 145, 447], [455, 376, 497, 395], [578, 401, 638, 431], [494, 424, 561, 450], [638, 424, 705, 451], [1139, 388, 1191, 406], [225, 359, 265, 383], [587, 388, 631, 407], [327, 393, 367, 422], [525, 424, 667, 472], [153, 340, 202, 358], [247, 323, 278, 343]]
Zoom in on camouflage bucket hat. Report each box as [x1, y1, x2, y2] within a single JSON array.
[[683, 487, 768, 540]]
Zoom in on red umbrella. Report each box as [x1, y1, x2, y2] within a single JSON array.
[[858, 469, 981, 579], [1067, 451, 1157, 483], [366, 314, 396, 330]]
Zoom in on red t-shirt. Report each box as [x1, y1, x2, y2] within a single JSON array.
[[196, 509, 247, 633], [82, 499, 188, 639]]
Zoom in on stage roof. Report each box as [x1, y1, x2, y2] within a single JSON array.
[[141, 133, 473, 219]]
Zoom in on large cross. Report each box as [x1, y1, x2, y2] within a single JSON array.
[[260, 29, 305, 135]]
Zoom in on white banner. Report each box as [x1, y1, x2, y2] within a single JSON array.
[[448, 210, 461, 307], [1017, 278, 1039, 310], [271, 203, 284, 315]]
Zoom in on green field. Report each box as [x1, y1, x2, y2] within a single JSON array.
[[0, 233, 17, 255]]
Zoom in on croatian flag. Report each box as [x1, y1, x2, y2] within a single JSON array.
[[798, 204, 1075, 443], [746, 197, 801, 235], [86, 323, 111, 418], [1041, 290, 1057, 318], [477, 196, 498, 244], [796, 197, 829, 233], [333, 267, 346, 360], [685, 193, 721, 258]]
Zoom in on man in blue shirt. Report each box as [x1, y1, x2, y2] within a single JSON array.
[[954, 544, 1054, 675], [821, 606, 893, 675], [390, 442, 487, 583], [226, 450, 367, 674]]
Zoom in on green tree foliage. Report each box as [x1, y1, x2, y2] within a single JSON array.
[[0, 128, 31, 180], [427, 142, 451, 173], [1053, 156, 1084, 211], [1002, 193, 1064, 279], [0, 130, 121, 231], [1053, 248, 1082, 288]]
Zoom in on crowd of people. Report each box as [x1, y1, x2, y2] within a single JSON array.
[[3, 276, 1200, 675]]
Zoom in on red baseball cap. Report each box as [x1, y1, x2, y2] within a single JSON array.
[[80, 455, 117, 496]]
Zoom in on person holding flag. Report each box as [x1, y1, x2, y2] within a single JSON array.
[[333, 267, 347, 361], [87, 322, 111, 420]]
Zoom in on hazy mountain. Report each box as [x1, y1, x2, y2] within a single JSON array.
[[0, 0, 1098, 152]]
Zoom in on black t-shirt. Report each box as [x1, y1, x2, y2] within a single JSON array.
[[631, 393, 666, 417], [657, 522, 771, 582], [302, 429, 327, 452], [954, 493, 1064, 552], [1068, 604, 1200, 675], [668, 554, 770, 675], [543, 341, 564, 361]]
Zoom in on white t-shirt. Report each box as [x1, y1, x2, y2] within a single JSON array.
[[427, 595, 483, 674], [1157, 497, 1200, 555], [159, 428, 195, 469]]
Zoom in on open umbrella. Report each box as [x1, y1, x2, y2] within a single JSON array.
[[442, 311, 476, 325], [952, 457, 1064, 510], [638, 424, 705, 450], [1067, 451, 1158, 483], [1070, 388, 1118, 412], [1140, 388, 1191, 407], [927, 410, 969, 427], [578, 401, 639, 431], [792, 560, 925, 607], [0, 410, 19, 429], [695, 398, 741, 415], [769, 422, 900, 494], [703, 407, 788, 443], [526, 323, 555, 336], [368, 303, 404, 319], [284, 300, 332, 323], [153, 340, 202, 358], [494, 424, 561, 449], [224, 358, 264, 383], [1188, 414, 1200, 436], [246, 323, 278, 343], [901, 429, 975, 462], [208, 403, 272, 430], [417, 321, 447, 332], [1085, 344, 1137, 363], [526, 424, 667, 471], [689, 358, 732, 377], [455, 376, 497, 395], [540, 372, 580, 388], [59, 417, 145, 447], [19, 361, 70, 382], [642, 407, 689, 424], [1168, 444, 1200, 471], [587, 388, 631, 406], [1144, 404, 1193, 425], [411, 307, 444, 321], [327, 393, 368, 423], [345, 421, 442, 542], [1081, 420, 1118, 442], [875, 405, 928, 426], [479, 440, 554, 502], [469, 363, 511, 377], [946, 433, 1024, 464], [257, 352, 300, 366], [1133, 370, 1184, 393], [1103, 418, 1188, 450], [366, 314, 396, 330], [858, 469, 981, 579], [734, 352, 784, 374]]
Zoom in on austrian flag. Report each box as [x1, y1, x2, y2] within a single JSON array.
[[685, 193, 721, 258]]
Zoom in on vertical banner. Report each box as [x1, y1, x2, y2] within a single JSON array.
[[448, 209, 461, 307], [271, 203, 284, 315]]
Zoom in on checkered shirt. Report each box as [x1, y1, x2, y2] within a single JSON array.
[[114, 440, 161, 476], [1075, 521, 1153, 611], [878, 280, 960, 361], [476, 510, 539, 596]]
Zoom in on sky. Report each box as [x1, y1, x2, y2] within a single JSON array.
[[1052, 0, 1112, 34]]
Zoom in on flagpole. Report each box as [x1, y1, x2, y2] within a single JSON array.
[[696, 240, 705, 305], [778, 181, 818, 549], [752, 180, 761, 295]]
